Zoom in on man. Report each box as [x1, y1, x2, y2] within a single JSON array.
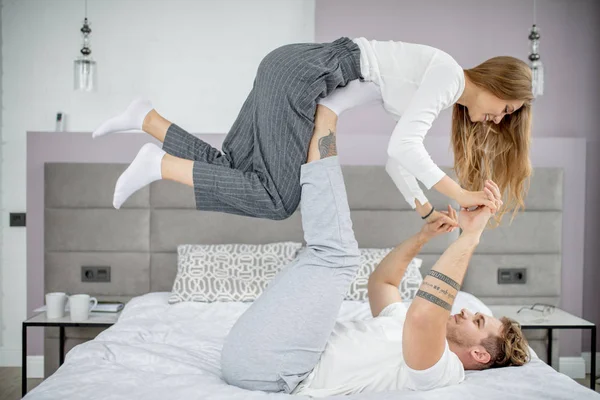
[[220, 115, 530, 396], [293, 202, 531, 397]]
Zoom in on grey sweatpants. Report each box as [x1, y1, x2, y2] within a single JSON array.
[[161, 37, 362, 220], [220, 156, 361, 393]]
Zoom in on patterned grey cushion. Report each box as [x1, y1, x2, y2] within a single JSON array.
[[399, 257, 423, 301], [169, 244, 423, 304], [345, 248, 423, 301], [169, 242, 303, 303]]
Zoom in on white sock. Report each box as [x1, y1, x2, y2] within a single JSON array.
[[92, 97, 153, 138], [113, 143, 165, 209]]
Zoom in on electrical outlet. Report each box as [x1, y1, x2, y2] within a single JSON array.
[[9, 213, 26, 227], [497, 268, 527, 284], [81, 266, 111, 282]]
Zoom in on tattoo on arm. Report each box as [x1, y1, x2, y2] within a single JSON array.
[[422, 281, 456, 301], [318, 130, 337, 158], [427, 270, 461, 291], [416, 289, 452, 311]]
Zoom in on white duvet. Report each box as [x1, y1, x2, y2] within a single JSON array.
[[25, 293, 599, 400]]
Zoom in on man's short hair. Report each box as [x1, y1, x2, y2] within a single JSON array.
[[479, 317, 530, 369]]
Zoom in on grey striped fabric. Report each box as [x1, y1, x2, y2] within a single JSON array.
[[162, 37, 362, 220]]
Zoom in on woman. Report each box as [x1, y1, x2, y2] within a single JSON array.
[[93, 37, 532, 222]]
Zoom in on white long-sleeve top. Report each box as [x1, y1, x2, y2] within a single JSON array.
[[319, 38, 465, 208]]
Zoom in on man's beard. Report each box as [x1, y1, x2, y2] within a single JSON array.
[[447, 325, 472, 347]]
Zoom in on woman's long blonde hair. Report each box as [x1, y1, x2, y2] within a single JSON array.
[[452, 56, 534, 224]]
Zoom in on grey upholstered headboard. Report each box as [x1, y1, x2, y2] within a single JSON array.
[[43, 163, 562, 376]]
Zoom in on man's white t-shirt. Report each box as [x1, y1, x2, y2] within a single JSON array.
[[292, 302, 465, 397]]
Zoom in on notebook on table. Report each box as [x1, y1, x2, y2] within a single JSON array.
[[34, 301, 124, 313]]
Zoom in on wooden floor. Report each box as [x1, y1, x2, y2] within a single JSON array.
[[575, 375, 600, 393], [0, 368, 42, 400], [0, 367, 598, 399]]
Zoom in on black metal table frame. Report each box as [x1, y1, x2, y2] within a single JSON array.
[[22, 320, 114, 397], [521, 324, 596, 390]]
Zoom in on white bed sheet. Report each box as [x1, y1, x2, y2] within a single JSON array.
[[25, 293, 599, 400]]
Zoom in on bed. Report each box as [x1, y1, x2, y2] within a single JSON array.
[[33, 162, 595, 399], [24, 292, 599, 399]]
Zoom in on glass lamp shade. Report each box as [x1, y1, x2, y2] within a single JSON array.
[[528, 24, 543, 98], [531, 60, 544, 97], [74, 58, 97, 91]]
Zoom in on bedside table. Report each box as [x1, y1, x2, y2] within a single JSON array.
[[22, 311, 121, 396], [489, 305, 596, 390]]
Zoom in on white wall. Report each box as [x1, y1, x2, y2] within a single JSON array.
[[0, 0, 315, 365]]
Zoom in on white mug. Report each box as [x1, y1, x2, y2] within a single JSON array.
[[46, 292, 68, 319], [69, 294, 98, 322]]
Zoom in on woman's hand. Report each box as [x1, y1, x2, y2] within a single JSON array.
[[421, 205, 459, 238], [457, 180, 503, 213], [415, 200, 458, 228]]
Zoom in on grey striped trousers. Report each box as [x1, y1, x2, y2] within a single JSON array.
[[162, 37, 362, 220]]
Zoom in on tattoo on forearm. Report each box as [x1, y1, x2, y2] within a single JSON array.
[[416, 289, 452, 311], [318, 130, 337, 158], [428, 270, 461, 291], [422, 281, 456, 301]]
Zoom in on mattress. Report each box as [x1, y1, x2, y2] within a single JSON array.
[[24, 292, 599, 400]]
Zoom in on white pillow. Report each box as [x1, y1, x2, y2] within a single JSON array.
[[169, 242, 303, 304], [345, 248, 423, 302]]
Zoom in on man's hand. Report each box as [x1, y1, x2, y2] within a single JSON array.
[[424, 209, 458, 225], [459, 180, 502, 235], [368, 205, 456, 317], [420, 205, 458, 239], [458, 206, 493, 235], [456, 179, 504, 214]]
